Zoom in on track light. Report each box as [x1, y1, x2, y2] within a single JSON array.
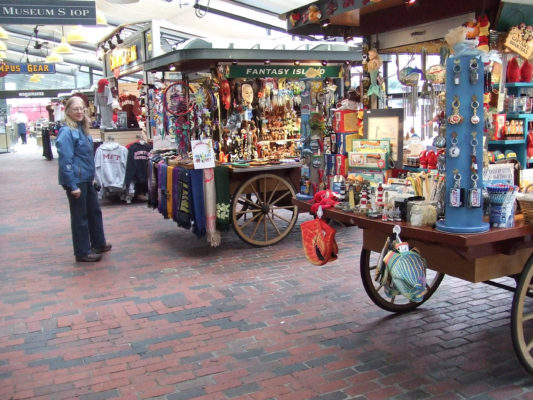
[[321, 60, 328, 66], [108, 40, 116, 50], [294, 60, 300, 66], [33, 41, 43, 50], [232, 59, 238, 65], [264, 60, 271, 65], [101, 43, 109, 52], [115, 33, 123, 44]]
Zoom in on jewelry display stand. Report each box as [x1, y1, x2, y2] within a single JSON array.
[[435, 54, 490, 233]]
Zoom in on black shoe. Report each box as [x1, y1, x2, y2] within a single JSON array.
[[76, 252, 102, 262], [92, 243, 112, 254]]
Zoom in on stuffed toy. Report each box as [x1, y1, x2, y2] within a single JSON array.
[[310, 189, 338, 215], [477, 15, 490, 52], [507, 57, 521, 83], [307, 5, 322, 24], [289, 12, 301, 27]]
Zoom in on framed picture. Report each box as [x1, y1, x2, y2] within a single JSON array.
[[363, 108, 403, 168], [117, 111, 127, 129]]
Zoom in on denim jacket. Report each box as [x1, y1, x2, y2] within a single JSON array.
[[56, 124, 95, 191]]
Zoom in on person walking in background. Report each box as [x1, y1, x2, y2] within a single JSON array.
[[14, 110, 28, 144], [56, 96, 112, 262]]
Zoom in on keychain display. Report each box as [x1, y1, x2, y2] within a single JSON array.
[[448, 132, 460, 158], [436, 54, 489, 233], [450, 169, 464, 207], [468, 132, 481, 208], [447, 96, 463, 125], [470, 95, 480, 125]]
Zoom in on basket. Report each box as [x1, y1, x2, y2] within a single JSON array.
[[517, 185, 533, 225]]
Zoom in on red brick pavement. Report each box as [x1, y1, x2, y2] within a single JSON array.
[[1, 147, 533, 400]]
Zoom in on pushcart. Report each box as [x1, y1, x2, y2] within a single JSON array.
[[228, 163, 301, 247], [292, 197, 533, 373]]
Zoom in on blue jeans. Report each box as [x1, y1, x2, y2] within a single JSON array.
[[66, 182, 106, 257]]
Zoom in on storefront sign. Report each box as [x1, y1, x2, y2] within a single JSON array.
[[0, 63, 56, 74], [0, 89, 75, 98], [504, 25, 533, 60], [227, 65, 342, 78], [105, 32, 145, 78], [0, 0, 96, 25]]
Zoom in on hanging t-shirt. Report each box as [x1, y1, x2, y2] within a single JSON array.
[[119, 94, 140, 128]]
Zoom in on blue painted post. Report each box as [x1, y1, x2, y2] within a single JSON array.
[[435, 54, 490, 233]]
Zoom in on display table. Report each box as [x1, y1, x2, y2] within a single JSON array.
[[292, 197, 533, 373]]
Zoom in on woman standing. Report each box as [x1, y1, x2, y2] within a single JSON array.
[[56, 96, 112, 262]]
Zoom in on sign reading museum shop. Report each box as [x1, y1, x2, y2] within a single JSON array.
[[0, 0, 96, 25]]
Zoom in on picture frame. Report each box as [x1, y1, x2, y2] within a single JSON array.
[[117, 111, 127, 129], [363, 108, 403, 168]]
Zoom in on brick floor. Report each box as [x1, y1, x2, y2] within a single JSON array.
[[1, 147, 533, 400]]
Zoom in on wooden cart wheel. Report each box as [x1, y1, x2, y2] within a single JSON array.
[[511, 255, 533, 374], [360, 248, 444, 313], [231, 173, 298, 247]]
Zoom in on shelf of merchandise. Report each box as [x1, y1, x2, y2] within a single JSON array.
[[488, 82, 533, 168]]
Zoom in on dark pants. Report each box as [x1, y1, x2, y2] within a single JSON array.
[[19, 132, 27, 144], [66, 182, 106, 258]]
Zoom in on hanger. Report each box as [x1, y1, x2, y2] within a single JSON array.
[[106, 134, 114, 142]]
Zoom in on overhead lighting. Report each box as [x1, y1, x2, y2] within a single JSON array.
[[96, 10, 108, 26], [264, 60, 271, 65], [67, 27, 87, 44], [115, 33, 123, 44], [29, 74, 43, 82], [0, 41, 6, 51], [232, 59, 238, 65], [294, 60, 300, 66], [405, 0, 417, 5], [108, 40, 116, 50], [54, 37, 74, 54], [46, 53, 63, 63], [321, 60, 328, 66], [320, 19, 330, 28], [169, 63, 176, 71], [0, 26, 8, 40]]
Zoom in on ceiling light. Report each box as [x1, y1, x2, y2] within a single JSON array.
[[169, 63, 176, 71], [294, 60, 300, 66], [29, 74, 42, 82], [264, 60, 271, 65], [321, 60, 328, 66], [67, 27, 87, 44], [96, 10, 108, 26], [405, 0, 417, 5], [0, 27, 8, 40], [46, 53, 63, 63], [232, 59, 238, 65], [54, 37, 73, 54], [108, 40, 116, 50], [0, 41, 6, 51], [320, 19, 330, 28]]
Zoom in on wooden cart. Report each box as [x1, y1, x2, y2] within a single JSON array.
[[293, 197, 533, 373], [228, 163, 301, 247]]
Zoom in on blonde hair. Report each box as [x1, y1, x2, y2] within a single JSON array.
[[63, 96, 90, 134]]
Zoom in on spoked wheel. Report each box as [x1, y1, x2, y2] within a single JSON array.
[[231, 173, 298, 247], [511, 255, 533, 374], [360, 248, 444, 313]]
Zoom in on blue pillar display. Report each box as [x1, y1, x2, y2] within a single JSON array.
[[435, 54, 490, 233]]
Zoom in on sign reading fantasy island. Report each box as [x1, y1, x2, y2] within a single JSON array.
[[227, 65, 342, 78], [0, 0, 96, 25]]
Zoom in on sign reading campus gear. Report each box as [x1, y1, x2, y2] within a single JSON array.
[[0, 0, 96, 25], [0, 63, 56, 74], [227, 65, 342, 78]]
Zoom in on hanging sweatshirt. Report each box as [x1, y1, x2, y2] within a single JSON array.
[[94, 141, 128, 190], [124, 141, 152, 188]]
